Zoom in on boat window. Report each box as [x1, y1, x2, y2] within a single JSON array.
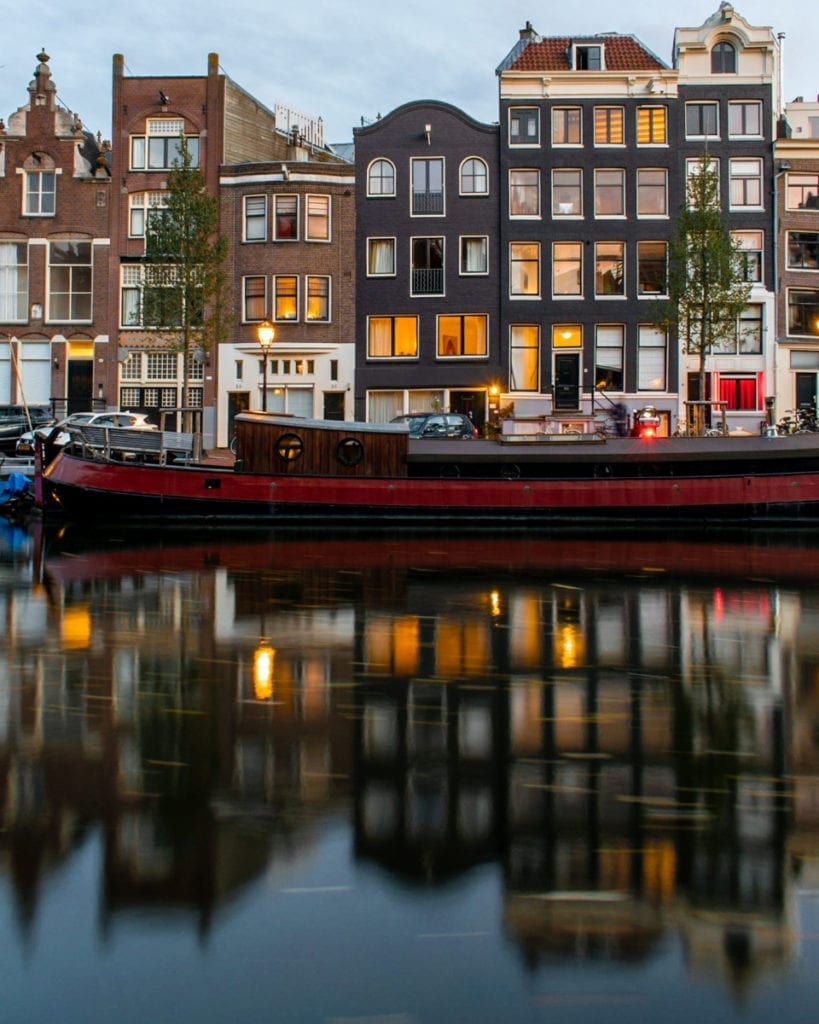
[[336, 438, 364, 467], [276, 433, 304, 462]]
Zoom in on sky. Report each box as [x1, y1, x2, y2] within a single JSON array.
[[1, 0, 816, 146]]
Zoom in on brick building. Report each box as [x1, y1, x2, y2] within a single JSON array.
[[0, 51, 111, 415], [218, 143, 355, 444], [774, 98, 819, 413], [353, 101, 500, 430]]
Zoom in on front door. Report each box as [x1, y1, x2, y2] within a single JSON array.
[[554, 354, 580, 410], [450, 390, 484, 433], [67, 359, 93, 414]]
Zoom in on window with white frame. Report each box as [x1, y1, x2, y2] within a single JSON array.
[[367, 159, 396, 197], [274, 276, 298, 321], [685, 102, 719, 139], [49, 241, 92, 322], [509, 169, 540, 217], [509, 108, 540, 146], [368, 316, 419, 358], [637, 241, 667, 296], [243, 276, 266, 322], [460, 236, 488, 275], [686, 158, 720, 206], [411, 158, 444, 215], [552, 107, 581, 145], [788, 289, 819, 337], [729, 158, 763, 209], [717, 375, 757, 411], [243, 195, 267, 241], [733, 230, 763, 282], [711, 41, 736, 74], [306, 195, 330, 241], [713, 305, 763, 355], [637, 106, 667, 145], [595, 325, 625, 390], [575, 44, 602, 70], [637, 326, 666, 390], [411, 237, 444, 296], [0, 242, 28, 322], [460, 157, 488, 195], [24, 170, 56, 215], [120, 264, 191, 328], [129, 192, 169, 238], [728, 100, 762, 138], [146, 352, 178, 381], [510, 243, 540, 298], [786, 174, 819, 211], [594, 107, 624, 146], [552, 169, 582, 217], [130, 120, 200, 170], [637, 168, 667, 217], [787, 232, 819, 270], [273, 195, 298, 239], [306, 276, 330, 321], [595, 242, 625, 297], [367, 237, 396, 276], [552, 242, 582, 296], [594, 169, 625, 217], [510, 324, 539, 392], [437, 315, 487, 357], [121, 352, 142, 380]]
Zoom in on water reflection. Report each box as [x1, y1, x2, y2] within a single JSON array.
[[2, 521, 819, 1018]]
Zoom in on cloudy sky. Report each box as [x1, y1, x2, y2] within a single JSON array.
[[1, 0, 815, 145]]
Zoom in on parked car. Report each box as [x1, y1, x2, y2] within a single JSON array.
[[390, 412, 478, 439], [0, 404, 55, 453], [15, 411, 157, 456]]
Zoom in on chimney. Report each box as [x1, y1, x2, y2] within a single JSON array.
[[519, 21, 538, 43]]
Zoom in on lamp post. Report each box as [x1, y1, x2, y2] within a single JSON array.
[[257, 320, 275, 412]]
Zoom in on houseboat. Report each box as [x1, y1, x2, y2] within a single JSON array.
[[37, 411, 819, 526]]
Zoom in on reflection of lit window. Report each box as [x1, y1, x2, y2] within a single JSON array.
[[554, 622, 583, 669], [509, 593, 542, 668], [364, 615, 419, 675], [62, 604, 91, 650], [436, 619, 489, 676]]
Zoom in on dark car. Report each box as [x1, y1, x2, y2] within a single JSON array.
[[0, 404, 55, 453], [391, 412, 478, 439]]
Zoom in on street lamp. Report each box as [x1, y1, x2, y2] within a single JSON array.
[[257, 320, 275, 411]]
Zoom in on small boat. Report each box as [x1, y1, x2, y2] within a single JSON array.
[[37, 411, 819, 525]]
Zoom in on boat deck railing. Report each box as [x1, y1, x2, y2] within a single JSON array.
[[68, 425, 202, 465]]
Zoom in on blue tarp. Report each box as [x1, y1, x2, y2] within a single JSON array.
[[0, 472, 32, 506]]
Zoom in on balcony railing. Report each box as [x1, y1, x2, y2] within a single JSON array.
[[412, 190, 444, 215], [411, 268, 444, 295]]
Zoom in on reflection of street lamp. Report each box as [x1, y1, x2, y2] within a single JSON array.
[[253, 640, 275, 700], [258, 320, 275, 412]]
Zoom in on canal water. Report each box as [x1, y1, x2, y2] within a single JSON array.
[[2, 519, 819, 1024]]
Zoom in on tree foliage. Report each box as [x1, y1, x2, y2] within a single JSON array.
[[655, 156, 751, 431], [142, 136, 229, 404]]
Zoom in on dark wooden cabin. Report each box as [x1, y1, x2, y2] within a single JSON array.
[[233, 413, 410, 477]]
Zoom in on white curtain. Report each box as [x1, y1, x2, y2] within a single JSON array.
[[0, 244, 22, 321]]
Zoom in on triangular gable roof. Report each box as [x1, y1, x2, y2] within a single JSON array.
[[503, 35, 668, 73]]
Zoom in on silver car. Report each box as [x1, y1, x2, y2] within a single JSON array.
[[15, 411, 157, 456]]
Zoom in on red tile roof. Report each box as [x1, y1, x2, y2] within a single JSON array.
[[509, 36, 667, 73]]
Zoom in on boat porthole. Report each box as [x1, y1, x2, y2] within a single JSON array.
[[441, 465, 460, 479], [276, 433, 304, 462], [501, 464, 521, 480], [336, 437, 364, 467]]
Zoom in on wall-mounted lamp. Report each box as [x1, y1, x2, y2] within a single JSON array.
[[53, 356, 59, 368], [777, 160, 792, 173], [424, 123, 432, 145]]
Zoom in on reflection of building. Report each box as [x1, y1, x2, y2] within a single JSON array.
[[2, 532, 816, 996]]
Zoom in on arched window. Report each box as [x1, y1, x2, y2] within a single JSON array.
[[460, 157, 488, 195], [711, 41, 736, 73], [367, 158, 396, 197]]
